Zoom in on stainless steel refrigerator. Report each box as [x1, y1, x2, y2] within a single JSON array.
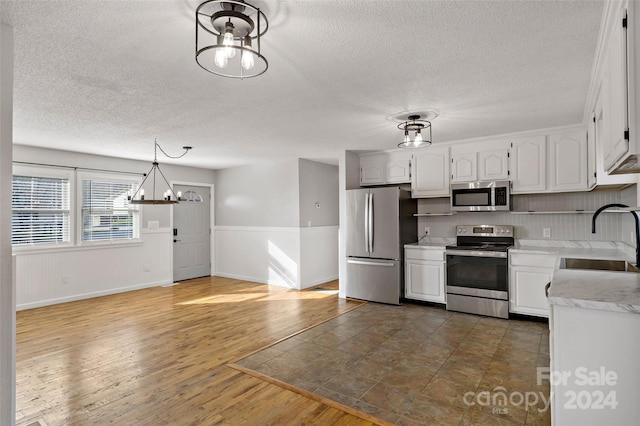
[[346, 187, 417, 304]]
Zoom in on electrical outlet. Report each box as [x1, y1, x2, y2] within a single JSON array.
[[543, 228, 551, 238], [143, 264, 151, 272], [424, 227, 430, 235], [61, 275, 69, 284]]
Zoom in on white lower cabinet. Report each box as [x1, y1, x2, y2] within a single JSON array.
[[550, 304, 640, 425], [508, 252, 556, 318], [404, 247, 445, 303]]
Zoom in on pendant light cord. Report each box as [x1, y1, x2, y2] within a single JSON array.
[[154, 139, 192, 160]]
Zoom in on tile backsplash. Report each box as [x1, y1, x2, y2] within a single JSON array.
[[417, 187, 637, 244]]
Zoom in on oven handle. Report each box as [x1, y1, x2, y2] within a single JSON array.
[[446, 249, 508, 258]]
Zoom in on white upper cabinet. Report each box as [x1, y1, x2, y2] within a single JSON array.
[[450, 140, 509, 183], [511, 130, 589, 194], [602, 5, 630, 172], [385, 151, 412, 184], [451, 152, 477, 183], [360, 151, 411, 186], [360, 153, 386, 185], [510, 136, 546, 193], [478, 149, 510, 181], [411, 147, 450, 198], [548, 130, 588, 191]]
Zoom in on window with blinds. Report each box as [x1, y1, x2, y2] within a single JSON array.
[[12, 175, 71, 245], [81, 179, 140, 242]]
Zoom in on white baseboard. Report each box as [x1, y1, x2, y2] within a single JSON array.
[[214, 272, 338, 290], [16, 279, 171, 311]]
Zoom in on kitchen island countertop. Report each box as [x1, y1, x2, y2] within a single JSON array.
[[549, 269, 640, 315]]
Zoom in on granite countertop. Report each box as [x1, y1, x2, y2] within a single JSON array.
[[404, 241, 447, 249], [510, 240, 633, 264], [405, 237, 454, 250], [511, 245, 631, 262], [549, 269, 640, 315]]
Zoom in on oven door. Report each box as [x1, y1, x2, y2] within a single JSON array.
[[446, 252, 508, 300]]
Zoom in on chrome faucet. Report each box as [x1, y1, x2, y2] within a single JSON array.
[[592, 203, 640, 267]]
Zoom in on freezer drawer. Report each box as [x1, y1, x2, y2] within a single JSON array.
[[346, 258, 401, 305]]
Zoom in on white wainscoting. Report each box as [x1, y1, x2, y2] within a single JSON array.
[[15, 228, 172, 310], [300, 226, 339, 288], [215, 225, 338, 290]]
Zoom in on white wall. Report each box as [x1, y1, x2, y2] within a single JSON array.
[[298, 159, 338, 227], [0, 22, 14, 426], [12, 146, 216, 310], [16, 230, 171, 309], [214, 159, 339, 289], [215, 159, 300, 227]]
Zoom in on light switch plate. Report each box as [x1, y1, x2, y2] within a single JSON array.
[[543, 228, 551, 238]]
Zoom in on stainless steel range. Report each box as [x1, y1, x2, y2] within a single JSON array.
[[445, 225, 514, 319]]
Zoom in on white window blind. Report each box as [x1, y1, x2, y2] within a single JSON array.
[[81, 179, 139, 242], [12, 175, 71, 245]]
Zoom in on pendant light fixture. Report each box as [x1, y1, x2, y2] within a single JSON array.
[[195, 0, 268, 79], [397, 115, 432, 149], [129, 141, 192, 205]]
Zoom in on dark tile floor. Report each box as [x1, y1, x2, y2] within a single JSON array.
[[235, 303, 551, 425]]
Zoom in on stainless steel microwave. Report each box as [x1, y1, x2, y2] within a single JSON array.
[[450, 181, 511, 212]]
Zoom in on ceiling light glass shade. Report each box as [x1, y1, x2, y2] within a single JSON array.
[[397, 115, 432, 149], [196, 0, 268, 79]]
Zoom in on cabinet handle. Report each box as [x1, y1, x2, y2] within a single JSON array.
[[545, 282, 551, 298]]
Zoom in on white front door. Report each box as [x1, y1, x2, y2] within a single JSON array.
[[173, 184, 211, 282]]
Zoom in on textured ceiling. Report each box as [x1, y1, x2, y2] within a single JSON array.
[[1, 0, 604, 169]]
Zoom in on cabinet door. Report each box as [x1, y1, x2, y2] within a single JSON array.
[[411, 147, 450, 198], [549, 130, 588, 191], [451, 152, 477, 183], [478, 149, 510, 181], [405, 259, 445, 303], [511, 136, 546, 193], [509, 266, 552, 317], [603, 6, 629, 171], [360, 154, 386, 186], [386, 151, 412, 184], [592, 87, 636, 186]]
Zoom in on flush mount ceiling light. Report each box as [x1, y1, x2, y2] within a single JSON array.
[[397, 114, 432, 149], [129, 141, 192, 205], [195, 0, 268, 79]]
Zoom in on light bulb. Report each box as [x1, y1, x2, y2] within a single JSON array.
[[214, 49, 228, 68], [241, 36, 255, 70], [403, 129, 411, 147], [214, 34, 228, 68], [413, 130, 423, 147], [223, 22, 236, 59]]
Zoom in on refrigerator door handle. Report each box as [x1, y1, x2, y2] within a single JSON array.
[[347, 259, 395, 267], [364, 192, 370, 253], [368, 192, 374, 253]]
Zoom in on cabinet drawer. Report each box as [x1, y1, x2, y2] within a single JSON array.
[[405, 248, 445, 261], [509, 252, 557, 268]]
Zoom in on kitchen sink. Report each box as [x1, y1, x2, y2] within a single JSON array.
[[558, 257, 640, 273]]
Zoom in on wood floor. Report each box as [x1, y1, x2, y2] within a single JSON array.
[[15, 277, 374, 425]]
